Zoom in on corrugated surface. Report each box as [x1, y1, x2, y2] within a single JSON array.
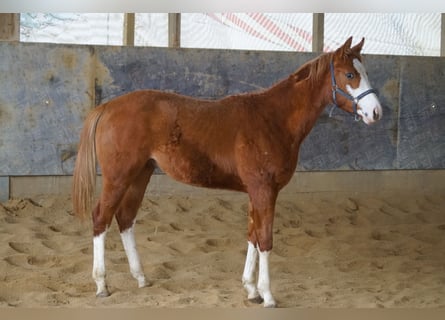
[[0, 42, 444, 176]]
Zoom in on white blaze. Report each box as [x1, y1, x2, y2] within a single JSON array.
[[346, 59, 383, 124]]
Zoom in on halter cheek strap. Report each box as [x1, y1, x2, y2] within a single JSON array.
[[329, 60, 378, 121]]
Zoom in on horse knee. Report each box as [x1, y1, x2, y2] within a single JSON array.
[[249, 226, 273, 252], [258, 240, 273, 252]]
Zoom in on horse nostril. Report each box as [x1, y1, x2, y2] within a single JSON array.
[[373, 108, 379, 121]]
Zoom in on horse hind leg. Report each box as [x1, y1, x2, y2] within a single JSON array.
[[93, 227, 110, 297], [115, 162, 155, 289], [92, 185, 127, 298], [92, 165, 145, 297], [242, 202, 262, 303]]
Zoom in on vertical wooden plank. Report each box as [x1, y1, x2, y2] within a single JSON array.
[[441, 13, 445, 57], [0, 177, 9, 202], [0, 13, 19, 41], [312, 13, 324, 52], [123, 13, 135, 46], [168, 13, 181, 48]]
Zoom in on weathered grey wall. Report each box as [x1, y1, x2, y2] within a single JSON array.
[[0, 43, 93, 175], [0, 42, 444, 177]]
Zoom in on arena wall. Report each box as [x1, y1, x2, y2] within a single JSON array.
[[0, 43, 444, 200]]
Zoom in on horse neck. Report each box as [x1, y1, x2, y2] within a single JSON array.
[[263, 68, 331, 148]]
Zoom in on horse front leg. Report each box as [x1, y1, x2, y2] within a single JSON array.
[[242, 240, 261, 303], [243, 189, 278, 308], [257, 245, 275, 308]]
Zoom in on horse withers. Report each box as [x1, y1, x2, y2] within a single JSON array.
[[72, 37, 382, 307]]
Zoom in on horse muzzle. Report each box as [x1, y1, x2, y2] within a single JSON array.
[[357, 102, 383, 125]]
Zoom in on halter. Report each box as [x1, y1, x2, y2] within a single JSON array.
[[329, 60, 378, 121]]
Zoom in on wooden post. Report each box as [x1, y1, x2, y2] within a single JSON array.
[[1, 14, 19, 200], [312, 13, 324, 52], [0, 13, 20, 41], [0, 177, 9, 202], [441, 13, 445, 56], [168, 13, 181, 48], [123, 13, 135, 46]]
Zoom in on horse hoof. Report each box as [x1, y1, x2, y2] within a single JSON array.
[[264, 301, 277, 308], [248, 296, 264, 304], [138, 280, 152, 288], [96, 291, 110, 298]]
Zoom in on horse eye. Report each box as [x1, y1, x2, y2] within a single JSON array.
[[345, 72, 354, 79]]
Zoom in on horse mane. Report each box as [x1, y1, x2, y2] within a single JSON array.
[[291, 48, 362, 87], [291, 52, 333, 87]]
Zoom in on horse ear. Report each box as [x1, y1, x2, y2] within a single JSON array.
[[351, 37, 365, 53], [343, 36, 353, 49], [335, 36, 353, 58]]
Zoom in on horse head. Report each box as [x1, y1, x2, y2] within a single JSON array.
[[330, 37, 383, 125]]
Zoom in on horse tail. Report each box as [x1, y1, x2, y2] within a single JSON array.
[[72, 105, 104, 220]]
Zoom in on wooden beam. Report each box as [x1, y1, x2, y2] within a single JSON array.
[[168, 13, 181, 48], [123, 13, 135, 46], [0, 13, 19, 41], [441, 13, 445, 56], [0, 176, 9, 202], [312, 13, 324, 52]]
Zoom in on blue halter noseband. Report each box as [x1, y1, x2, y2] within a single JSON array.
[[329, 60, 378, 121]]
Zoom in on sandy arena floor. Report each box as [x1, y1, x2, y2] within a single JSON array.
[[1, 191, 445, 308]]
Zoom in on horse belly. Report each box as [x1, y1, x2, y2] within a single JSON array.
[[153, 151, 245, 192]]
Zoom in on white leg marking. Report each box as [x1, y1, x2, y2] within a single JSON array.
[[242, 241, 260, 301], [258, 249, 276, 308], [93, 230, 110, 297], [120, 223, 148, 288]]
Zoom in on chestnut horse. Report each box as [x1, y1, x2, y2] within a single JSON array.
[[72, 37, 382, 307]]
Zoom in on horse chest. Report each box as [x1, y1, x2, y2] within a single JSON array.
[[218, 139, 295, 189]]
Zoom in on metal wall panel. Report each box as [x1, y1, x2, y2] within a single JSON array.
[[397, 57, 445, 169], [95, 46, 313, 101], [0, 42, 443, 176], [0, 43, 94, 175]]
